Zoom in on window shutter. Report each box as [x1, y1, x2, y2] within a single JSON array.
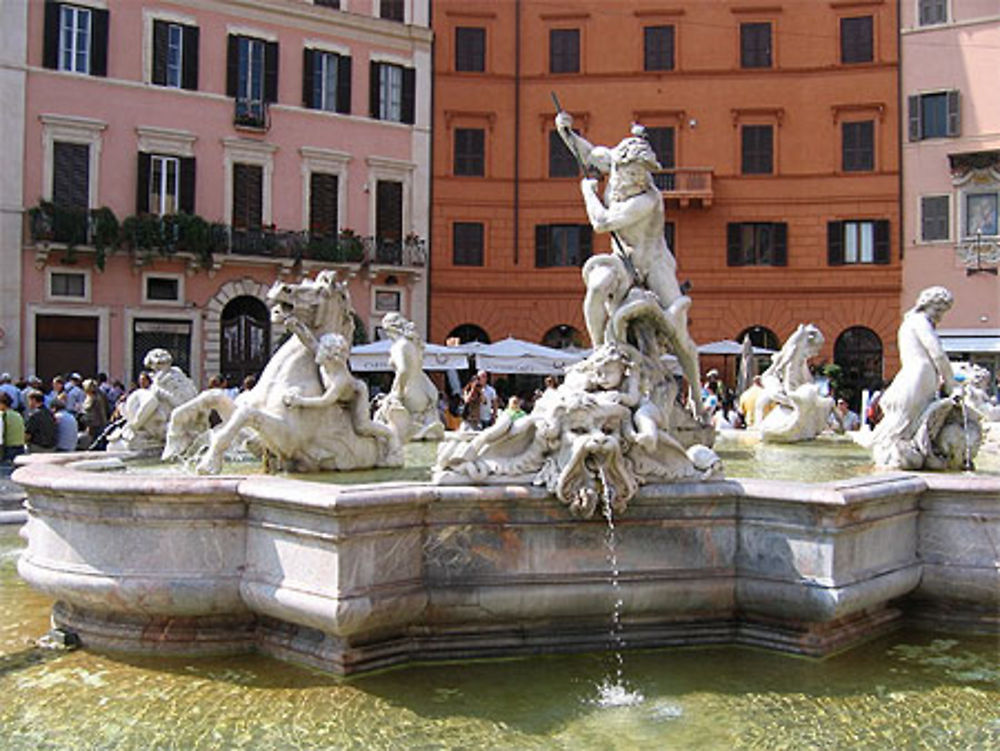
[[302, 48, 315, 108], [369, 61, 380, 119], [535, 225, 549, 267], [53, 142, 90, 210], [264, 41, 279, 103], [336, 55, 352, 114], [309, 173, 338, 235], [179, 157, 196, 214], [907, 95, 921, 141], [401, 67, 416, 125], [182, 25, 199, 90], [91, 8, 109, 77], [151, 20, 168, 85], [772, 223, 788, 266], [43, 1, 60, 70], [873, 219, 890, 264], [226, 36, 239, 97], [136, 153, 151, 214], [827, 221, 844, 265], [946, 90, 961, 137], [376, 181, 403, 241], [726, 224, 743, 266], [579, 225, 593, 265]]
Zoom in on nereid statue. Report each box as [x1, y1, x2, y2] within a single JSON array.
[[433, 115, 720, 518], [754, 323, 834, 443], [106, 348, 198, 453], [373, 312, 445, 441], [163, 270, 402, 473], [870, 287, 982, 470]]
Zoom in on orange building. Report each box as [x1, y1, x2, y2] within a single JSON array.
[[431, 0, 901, 400]]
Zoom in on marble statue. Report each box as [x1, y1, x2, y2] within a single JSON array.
[[433, 115, 720, 519], [163, 270, 402, 474], [870, 287, 982, 470], [754, 324, 834, 443], [372, 312, 445, 441], [106, 348, 198, 453]]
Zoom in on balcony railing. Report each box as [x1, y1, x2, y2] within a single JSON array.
[[234, 98, 269, 130], [226, 227, 427, 268], [652, 167, 714, 207]]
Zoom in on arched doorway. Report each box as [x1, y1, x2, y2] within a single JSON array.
[[447, 324, 491, 344], [834, 326, 883, 408], [221, 296, 270, 385], [735, 325, 780, 352], [541, 324, 584, 350]]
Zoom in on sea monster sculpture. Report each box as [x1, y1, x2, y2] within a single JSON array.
[[870, 286, 983, 470], [163, 270, 402, 473], [754, 323, 835, 443], [373, 312, 445, 441], [434, 112, 719, 518]]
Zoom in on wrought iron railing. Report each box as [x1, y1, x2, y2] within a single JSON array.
[[651, 167, 714, 203], [234, 98, 269, 130]]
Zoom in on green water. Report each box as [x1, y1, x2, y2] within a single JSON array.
[[3, 528, 998, 750]]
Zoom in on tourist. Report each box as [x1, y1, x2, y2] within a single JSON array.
[[829, 398, 861, 432], [20, 375, 42, 412], [504, 395, 527, 422], [461, 375, 484, 431], [738, 375, 765, 427], [0, 392, 26, 464], [24, 390, 57, 453], [476, 370, 498, 428], [52, 398, 81, 451], [82, 378, 109, 447], [45, 375, 65, 409], [63, 372, 86, 417], [0, 373, 23, 413], [137, 371, 153, 390]]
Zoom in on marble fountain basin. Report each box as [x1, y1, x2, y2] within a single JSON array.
[[13, 443, 999, 676]]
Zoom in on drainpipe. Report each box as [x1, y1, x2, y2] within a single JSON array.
[[513, 0, 521, 265], [426, 0, 435, 336]]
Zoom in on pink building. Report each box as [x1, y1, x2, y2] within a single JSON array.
[[9, 0, 431, 387], [901, 0, 1000, 383]]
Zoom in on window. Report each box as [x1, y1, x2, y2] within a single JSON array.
[[842, 121, 874, 172], [370, 62, 415, 124], [145, 276, 181, 303], [827, 220, 890, 265], [549, 130, 578, 178], [664, 222, 676, 257], [380, 0, 404, 22], [43, 3, 109, 77], [227, 35, 278, 125], [549, 29, 580, 74], [136, 154, 195, 215], [232, 163, 264, 230], [727, 222, 787, 266], [920, 196, 950, 242], [134, 319, 192, 383], [918, 0, 948, 26], [740, 22, 771, 68], [908, 91, 960, 141], [455, 27, 485, 72], [314, 0, 340, 7], [49, 272, 87, 299], [52, 141, 90, 210], [454, 128, 485, 176], [376, 180, 404, 263], [453, 222, 484, 266], [741, 125, 773, 175], [152, 20, 199, 90], [303, 49, 351, 113], [644, 25, 674, 71], [965, 193, 998, 238], [840, 16, 873, 64], [647, 126, 675, 169], [535, 224, 592, 268], [309, 173, 339, 236], [374, 290, 402, 313]]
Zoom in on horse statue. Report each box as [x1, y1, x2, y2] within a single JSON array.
[[754, 323, 834, 443], [163, 270, 401, 474]]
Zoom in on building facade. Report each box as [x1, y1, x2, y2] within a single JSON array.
[[431, 0, 902, 401], [901, 0, 1000, 384], [14, 0, 431, 387]]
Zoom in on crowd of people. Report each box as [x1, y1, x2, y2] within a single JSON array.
[[0, 369, 257, 468]]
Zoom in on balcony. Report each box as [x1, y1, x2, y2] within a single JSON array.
[[652, 167, 713, 208], [234, 98, 269, 131], [225, 227, 427, 270]]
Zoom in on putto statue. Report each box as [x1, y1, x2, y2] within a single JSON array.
[[163, 271, 402, 474], [106, 348, 198, 453], [754, 323, 834, 443], [870, 287, 982, 470], [433, 112, 719, 518], [373, 312, 445, 442]]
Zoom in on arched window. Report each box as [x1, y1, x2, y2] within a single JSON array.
[[736, 325, 780, 351], [541, 324, 584, 350], [447, 324, 491, 344], [834, 326, 883, 405], [221, 296, 270, 385]]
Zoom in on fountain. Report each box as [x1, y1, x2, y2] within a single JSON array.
[[10, 121, 998, 700]]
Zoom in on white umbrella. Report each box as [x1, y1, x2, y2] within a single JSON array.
[[474, 336, 588, 375], [698, 339, 774, 356], [349, 340, 470, 372]]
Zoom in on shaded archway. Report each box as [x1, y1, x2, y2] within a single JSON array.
[[221, 296, 270, 385], [447, 324, 491, 344], [736, 325, 780, 351], [834, 326, 883, 408], [541, 324, 584, 350]]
